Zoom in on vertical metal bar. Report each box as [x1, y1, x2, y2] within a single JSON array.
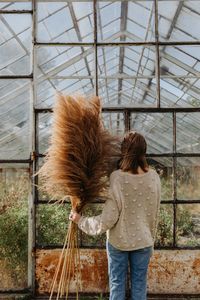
[[28, 0, 34, 293], [35, 113, 39, 204], [93, 0, 98, 96], [172, 111, 177, 247], [27, 0, 34, 289], [28, 0, 37, 296], [154, 0, 161, 107], [124, 109, 130, 132]]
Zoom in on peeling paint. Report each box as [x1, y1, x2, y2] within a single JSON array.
[[36, 249, 200, 295]]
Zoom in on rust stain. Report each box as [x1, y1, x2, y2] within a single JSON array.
[[192, 258, 200, 276], [36, 249, 109, 294], [79, 250, 108, 291], [36, 249, 200, 295]]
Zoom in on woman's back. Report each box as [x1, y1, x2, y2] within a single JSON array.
[[107, 167, 161, 252]]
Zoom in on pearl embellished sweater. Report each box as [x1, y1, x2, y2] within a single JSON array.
[[78, 168, 161, 253]]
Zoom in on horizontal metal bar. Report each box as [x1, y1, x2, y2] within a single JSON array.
[[102, 107, 200, 113], [35, 41, 200, 47], [37, 152, 200, 159], [0, 0, 175, 2], [35, 244, 200, 250], [35, 106, 102, 114], [100, 41, 200, 46], [35, 107, 200, 113], [0, 0, 190, 2], [49, 153, 200, 157], [174, 200, 200, 204], [3, 293, 200, 300], [0, 74, 33, 79], [36, 74, 200, 80], [31, 293, 200, 300], [37, 199, 105, 205], [36, 200, 71, 205], [36, 199, 200, 205], [38, 153, 45, 157], [35, 42, 95, 47], [1, 74, 200, 80], [35, 108, 53, 113], [162, 200, 200, 204], [0, 159, 31, 163], [147, 153, 200, 157], [0, 289, 31, 294], [0, 10, 32, 14], [147, 294, 200, 300]]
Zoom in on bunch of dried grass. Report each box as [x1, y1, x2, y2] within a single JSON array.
[[35, 93, 121, 299]]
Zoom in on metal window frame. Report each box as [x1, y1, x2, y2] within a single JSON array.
[[0, 0, 200, 296]]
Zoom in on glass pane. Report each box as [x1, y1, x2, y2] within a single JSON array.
[[160, 77, 200, 108], [177, 157, 200, 200], [36, 203, 70, 246], [147, 157, 173, 201], [0, 79, 31, 159], [155, 204, 174, 247], [176, 113, 200, 153], [98, 46, 156, 77], [160, 45, 200, 107], [0, 165, 29, 289], [102, 112, 125, 136], [158, 1, 200, 42], [37, 2, 93, 42], [99, 78, 157, 107], [0, 14, 32, 75], [36, 46, 94, 77], [81, 203, 106, 247], [0, 1, 31, 10], [177, 204, 200, 247], [98, 46, 157, 107], [38, 113, 52, 154], [36, 78, 95, 108], [97, 1, 155, 42], [160, 46, 200, 76], [99, 45, 155, 79], [130, 113, 173, 154], [36, 46, 94, 108]]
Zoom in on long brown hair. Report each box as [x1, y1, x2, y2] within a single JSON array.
[[119, 131, 149, 174]]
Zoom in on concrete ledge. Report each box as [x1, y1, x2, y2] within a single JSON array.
[[35, 249, 200, 295]]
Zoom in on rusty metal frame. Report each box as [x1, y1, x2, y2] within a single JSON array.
[[1, 0, 200, 297]]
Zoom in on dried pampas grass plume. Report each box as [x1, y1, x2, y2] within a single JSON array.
[[35, 93, 121, 299]]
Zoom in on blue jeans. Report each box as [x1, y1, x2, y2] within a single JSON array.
[[106, 240, 153, 300]]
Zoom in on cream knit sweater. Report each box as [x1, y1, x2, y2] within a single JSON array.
[[78, 168, 161, 254]]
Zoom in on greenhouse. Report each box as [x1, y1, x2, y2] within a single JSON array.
[[0, 0, 200, 299]]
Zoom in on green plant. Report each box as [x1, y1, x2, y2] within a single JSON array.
[[177, 207, 194, 236], [185, 238, 198, 246], [0, 173, 72, 287], [0, 175, 29, 265], [156, 205, 173, 247], [160, 176, 173, 200], [0, 173, 29, 285], [36, 204, 70, 246]]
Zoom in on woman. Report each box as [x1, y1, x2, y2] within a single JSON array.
[[69, 131, 161, 300]]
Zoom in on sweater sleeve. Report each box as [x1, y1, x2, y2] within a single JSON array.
[[77, 174, 121, 236], [152, 173, 161, 241]]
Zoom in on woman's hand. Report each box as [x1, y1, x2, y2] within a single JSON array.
[[69, 210, 81, 224]]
